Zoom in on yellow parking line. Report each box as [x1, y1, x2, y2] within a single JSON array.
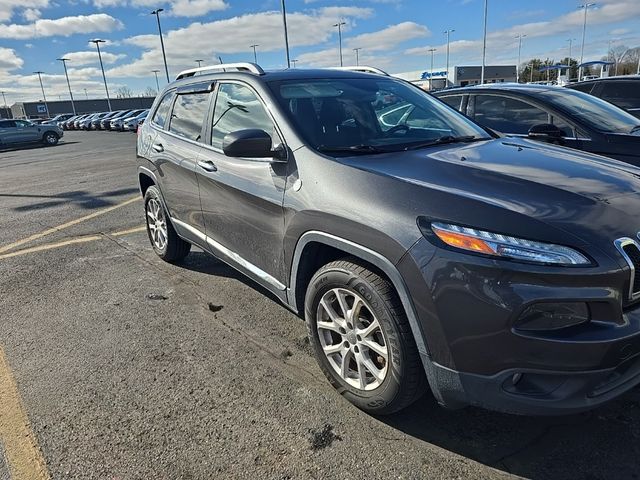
[[110, 226, 147, 237], [0, 196, 141, 254], [0, 347, 50, 480]]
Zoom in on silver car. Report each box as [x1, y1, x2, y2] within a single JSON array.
[[0, 119, 63, 147]]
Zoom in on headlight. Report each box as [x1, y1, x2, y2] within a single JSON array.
[[427, 222, 590, 266]]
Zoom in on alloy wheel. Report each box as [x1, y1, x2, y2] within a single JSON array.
[[146, 198, 168, 251]]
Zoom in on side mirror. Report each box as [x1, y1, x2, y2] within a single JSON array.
[[528, 124, 564, 142], [222, 129, 287, 162]]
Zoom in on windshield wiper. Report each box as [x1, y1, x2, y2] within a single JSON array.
[[403, 135, 487, 151], [317, 144, 390, 154]]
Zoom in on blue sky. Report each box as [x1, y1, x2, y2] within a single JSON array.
[[0, 0, 638, 103]]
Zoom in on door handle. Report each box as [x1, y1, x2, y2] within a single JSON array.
[[152, 143, 164, 153], [197, 159, 217, 172]]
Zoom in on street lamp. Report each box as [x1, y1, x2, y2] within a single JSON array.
[[353, 47, 362, 66], [481, 0, 488, 84], [151, 9, 170, 82], [280, 0, 291, 68], [427, 48, 436, 91], [33, 71, 49, 117], [1, 91, 7, 110], [291, 59, 298, 68], [527, 63, 534, 83], [249, 45, 259, 64], [515, 34, 526, 83], [444, 29, 454, 87], [334, 21, 347, 67], [578, 3, 596, 81], [57, 58, 76, 115], [151, 70, 161, 91], [89, 39, 112, 111], [195, 59, 204, 68], [84, 88, 88, 100]]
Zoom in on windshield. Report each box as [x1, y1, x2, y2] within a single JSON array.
[[544, 88, 640, 134], [269, 77, 490, 154]]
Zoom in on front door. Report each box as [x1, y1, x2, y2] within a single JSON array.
[[14, 120, 41, 143], [196, 81, 288, 289]]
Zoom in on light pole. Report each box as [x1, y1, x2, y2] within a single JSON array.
[[280, 0, 291, 68], [249, 44, 259, 64], [90, 39, 112, 111], [481, 0, 488, 84], [444, 29, 454, 87], [151, 70, 160, 91], [33, 71, 49, 117], [334, 21, 347, 67], [578, 3, 596, 81], [195, 59, 204, 68], [528, 63, 534, 83], [151, 9, 170, 82], [515, 34, 526, 83], [1, 91, 7, 111], [57, 58, 76, 115], [291, 59, 298, 68], [427, 48, 436, 91], [353, 48, 362, 66], [84, 88, 88, 100]]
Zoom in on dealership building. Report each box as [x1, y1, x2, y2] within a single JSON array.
[[393, 65, 517, 90], [10, 97, 156, 120]]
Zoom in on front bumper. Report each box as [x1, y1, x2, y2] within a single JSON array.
[[399, 237, 640, 415]]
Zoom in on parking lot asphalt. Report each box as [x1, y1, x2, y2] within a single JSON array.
[[1, 131, 640, 479]]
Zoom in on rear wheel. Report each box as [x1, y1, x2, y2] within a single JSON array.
[[43, 132, 59, 146], [144, 185, 190, 262], [305, 258, 426, 415]]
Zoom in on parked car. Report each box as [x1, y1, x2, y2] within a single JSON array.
[[123, 110, 148, 131], [0, 118, 62, 147], [434, 84, 640, 166], [42, 114, 73, 126], [138, 64, 640, 416], [73, 114, 93, 130], [95, 110, 122, 129], [60, 115, 79, 129], [111, 109, 145, 131], [102, 110, 131, 130], [566, 76, 640, 119], [89, 112, 111, 130]]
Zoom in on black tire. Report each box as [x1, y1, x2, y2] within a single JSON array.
[[42, 131, 59, 146], [143, 185, 191, 263], [304, 258, 426, 415]]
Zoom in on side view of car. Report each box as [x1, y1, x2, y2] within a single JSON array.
[[102, 110, 131, 130], [111, 109, 145, 131], [434, 84, 640, 166], [0, 118, 63, 147], [137, 63, 640, 416], [42, 114, 73, 126], [567, 76, 640, 119], [123, 110, 149, 131]]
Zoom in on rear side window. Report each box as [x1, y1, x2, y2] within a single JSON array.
[[211, 83, 278, 151], [0, 120, 16, 128], [473, 94, 549, 135], [569, 83, 594, 94], [440, 95, 464, 112], [169, 93, 210, 142], [151, 92, 175, 129]]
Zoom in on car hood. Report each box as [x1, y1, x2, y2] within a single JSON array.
[[341, 138, 640, 252]]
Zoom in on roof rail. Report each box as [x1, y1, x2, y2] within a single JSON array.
[[176, 62, 265, 80], [329, 66, 389, 76]]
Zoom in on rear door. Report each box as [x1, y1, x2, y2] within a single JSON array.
[[196, 81, 289, 289], [0, 120, 17, 144]]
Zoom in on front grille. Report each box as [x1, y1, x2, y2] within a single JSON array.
[[622, 243, 640, 295]]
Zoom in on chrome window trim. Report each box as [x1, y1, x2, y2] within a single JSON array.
[[614, 237, 640, 301]]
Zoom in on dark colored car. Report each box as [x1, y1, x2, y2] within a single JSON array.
[[435, 84, 640, 166], [567, 76, 640, 119], [137, 64, 640, 416], [111, 109, 145, 131], [101, 110, 131, 130]]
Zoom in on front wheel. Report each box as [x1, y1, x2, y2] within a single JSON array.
[[144, 186, 191, 263], [43, 132, 59, 146], [304, 259, 426, 415]]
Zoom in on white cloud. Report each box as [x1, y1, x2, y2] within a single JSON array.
[[0, 47, 23, 70], [22, 8, 41, 21], [0, 13, 123, 39], [0, 0, 48, 22], [62, 50, 126, 66], [91, 0, 228, 17]]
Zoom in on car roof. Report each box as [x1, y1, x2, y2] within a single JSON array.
[[567, 75, 640, 86], [435, 83, 566, 96]]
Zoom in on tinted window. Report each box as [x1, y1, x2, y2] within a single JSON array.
[[0, 120, 16, 128], [440, 95, 464, 111], [151, 93, 175, 129], [473, 95, 548, 134], [15, 120, 31, 128], [211, 83, 277, 151], [169, 93, 210, 141], [600, 81, 640, 110], [568, 83, 594, 94]]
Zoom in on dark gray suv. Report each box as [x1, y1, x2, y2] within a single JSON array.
[[137, 63, 640, 416]]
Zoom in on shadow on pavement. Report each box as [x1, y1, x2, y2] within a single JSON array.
[[1, 187, 139, 211], [0, 141, 80, 153], [381, 386, 640, 479]]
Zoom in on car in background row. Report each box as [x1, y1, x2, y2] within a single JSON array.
[[101, 110, 131, 130], [123, 110, 148, 131], [0, 118, 63, 148], [434, 84, 640, 166], [42, 114, 74, 126], [111, 109, 146, 131], [567, 76, 640, 119], [95, 110, 122, 129], [81, 112, 109, 130]]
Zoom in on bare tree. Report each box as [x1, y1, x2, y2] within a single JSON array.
[[116, 86, 133, 98], [143, 86, 158, 97]]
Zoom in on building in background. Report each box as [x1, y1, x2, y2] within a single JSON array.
[[393, 65, 517, 90], [10, 97, 156, 119]]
